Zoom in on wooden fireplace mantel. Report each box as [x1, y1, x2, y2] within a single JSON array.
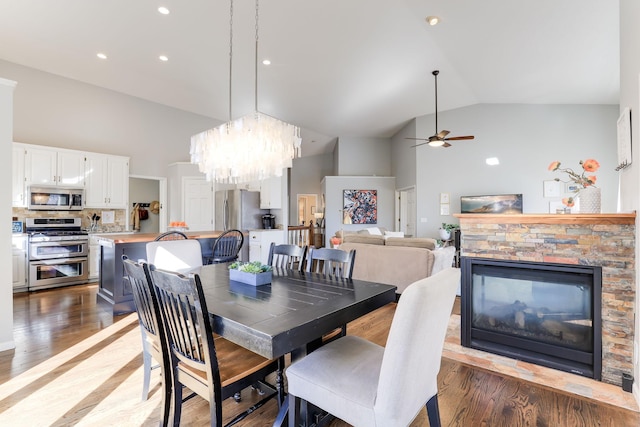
[[454, 212, 636, 226]]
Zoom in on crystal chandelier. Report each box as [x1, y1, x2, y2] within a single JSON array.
[[190, 0, 301, 183]]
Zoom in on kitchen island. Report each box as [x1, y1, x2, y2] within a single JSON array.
[[95, 231, 225, 314]]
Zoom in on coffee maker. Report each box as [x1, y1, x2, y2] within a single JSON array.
[[262, 214, 275, 229]]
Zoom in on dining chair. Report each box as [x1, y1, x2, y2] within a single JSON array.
[[267, 243, 308, 271], [146, 239, 204, 274], [154, 230, 188, 241], [148, 265, 280, 426], [305, 247, 356, 279], [305, 247, 356, 343], [285, 267, 461, 427], [121, 256, 171, 427], [205, 229, 244, 265]]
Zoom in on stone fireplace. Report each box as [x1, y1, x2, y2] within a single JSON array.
[[456, 213, 635, 386]]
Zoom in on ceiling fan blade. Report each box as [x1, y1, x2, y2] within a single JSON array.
[[404, 137, 430, 141], [436, 130, 450, 139], [444, 135, 475, 141], [410, 141, 430, 148], [443, 142, 452, 148]]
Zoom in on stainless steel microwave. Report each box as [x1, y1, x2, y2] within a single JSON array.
[[28, 186, 84, 211]]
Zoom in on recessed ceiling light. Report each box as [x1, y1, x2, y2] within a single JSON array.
[[159, 55, 169, 62], [426, 16, 440, 26], [158, 6, 170, 15], [486, 157, 500, 166], [96, 53, 107, 60], [262, 59, 271, 66]]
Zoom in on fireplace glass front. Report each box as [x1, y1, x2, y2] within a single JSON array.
[[461, 257, 602, 379]]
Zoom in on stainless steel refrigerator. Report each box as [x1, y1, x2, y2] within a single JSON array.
[[215, 189, 269, 231]]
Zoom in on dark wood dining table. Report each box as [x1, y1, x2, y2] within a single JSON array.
[[194, 263, 397, 426]]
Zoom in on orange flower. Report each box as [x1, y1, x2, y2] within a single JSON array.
[[548, 158, 599, 191], [582, 159, 600, 173], [562, 197, 575, 207]]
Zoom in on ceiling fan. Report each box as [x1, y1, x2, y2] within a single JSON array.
[[407, 70, 475, 148]]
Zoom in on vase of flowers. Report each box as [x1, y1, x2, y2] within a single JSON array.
[[548, 158, 601, 213]]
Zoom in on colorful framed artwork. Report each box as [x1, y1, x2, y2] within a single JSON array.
[[460, 194, 523, 214], [343, 190, 377, 224]]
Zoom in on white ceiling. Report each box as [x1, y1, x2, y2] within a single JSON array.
[[0, 0, 619, 156]]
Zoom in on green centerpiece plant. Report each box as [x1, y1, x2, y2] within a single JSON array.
[[229, 261, 273, 286]]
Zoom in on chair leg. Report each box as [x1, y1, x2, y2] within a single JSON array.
[[426, 394, 441, 427], [288, 393, 300, 427], [140, 331, 151, 401], [170, 367, 182, 427]]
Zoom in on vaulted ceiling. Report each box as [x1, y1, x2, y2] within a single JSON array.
[[0, 0, 619, 156]]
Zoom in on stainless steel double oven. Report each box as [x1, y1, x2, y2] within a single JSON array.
[[26, 217, 89, 291]]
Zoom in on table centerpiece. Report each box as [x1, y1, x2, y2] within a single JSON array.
[[228, 261, 273, 286]]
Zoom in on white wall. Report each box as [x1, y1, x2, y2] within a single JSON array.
[[322, 176, 395, 243], [0, 59, 217, 178], [412, 104, 618, 237], [390, 118, 417, 189], [0, 77, 16, 351], [334, 137, 392, 176], [619, 0, 640, 404]]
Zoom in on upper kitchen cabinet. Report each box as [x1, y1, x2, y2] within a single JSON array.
[[24, 145, 86, 187], [259, 175, 283, 209], [12, 144, 26, 207], [85, 153, 129, 209]]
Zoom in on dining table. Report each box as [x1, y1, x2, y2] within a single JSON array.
[[194, 263, 397, 426]]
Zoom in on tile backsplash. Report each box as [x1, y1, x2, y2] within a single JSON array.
[[12, 208, 128, 232]]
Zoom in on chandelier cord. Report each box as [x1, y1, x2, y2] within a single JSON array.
[[228, 0, 234, 122], [254, 0, 259, 113]]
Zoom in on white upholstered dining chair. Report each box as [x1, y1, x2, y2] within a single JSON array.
[[146, 239, 203, 273], [285, 267, 460, 427]]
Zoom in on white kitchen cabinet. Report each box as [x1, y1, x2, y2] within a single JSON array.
[[12, 144, 26, 207], [259, 175, 283, 209], [88, 235, 101, 282], [12, 235, 28, 292], [24, 145, 85, 187], [85, 153, 129, 208], [249, 230, 285, 265]]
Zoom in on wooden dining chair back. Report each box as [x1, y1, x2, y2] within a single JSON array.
[[286, 268, 461, 427], [146, 239, 203, 273], [267, 243, 308, 271], [122, 256, 171, 426], [306, 247, 356, 279], [154, 231, 188, 241], [206, 229, 244, 264], [148, 265, 279, 426], [305, 247, 356, 343]]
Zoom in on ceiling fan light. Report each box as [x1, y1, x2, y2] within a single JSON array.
[[428, 139, 445, 147]]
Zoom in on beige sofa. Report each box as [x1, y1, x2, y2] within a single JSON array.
[[336, 230, 455, 295]]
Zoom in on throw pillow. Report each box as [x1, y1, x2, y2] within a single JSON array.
[[367, 227, 383, 235], [384, 231, 405, 238]]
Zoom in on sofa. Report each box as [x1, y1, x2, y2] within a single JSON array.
[[335, 228, 456, 295]]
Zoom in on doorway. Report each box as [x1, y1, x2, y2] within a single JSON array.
[[129, 175, 167, 233], [297, 194, 318, 226], [396, 186, 416, 237]]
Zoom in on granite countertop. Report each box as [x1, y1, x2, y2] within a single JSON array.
[[94, 230, 226, 244]]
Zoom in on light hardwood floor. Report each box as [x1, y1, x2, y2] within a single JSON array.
[[1, 284, 638, 426]]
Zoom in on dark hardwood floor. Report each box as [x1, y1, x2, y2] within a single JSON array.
[[1, 284, 638, 426]]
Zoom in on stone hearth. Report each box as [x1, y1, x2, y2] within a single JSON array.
[[455, 213, 635, 386]]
